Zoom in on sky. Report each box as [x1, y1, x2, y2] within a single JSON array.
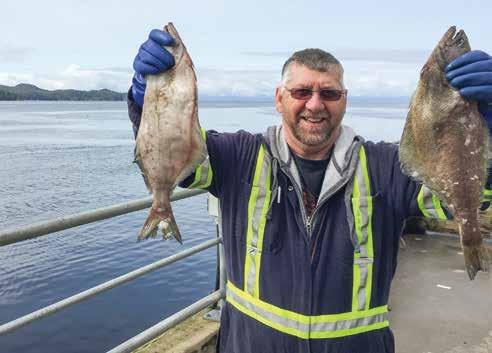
[[1, 0, 491, 98]]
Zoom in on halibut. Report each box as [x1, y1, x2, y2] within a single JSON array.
[[135, 23, 207, 243], [399, 26, 490, 280]]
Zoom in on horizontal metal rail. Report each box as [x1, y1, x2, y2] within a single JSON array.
[[0, 237, 221, 336], [107, 289, 225, 353], [0, 189, 207, 247]]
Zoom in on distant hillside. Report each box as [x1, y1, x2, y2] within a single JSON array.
[[0, 83, 126, 101]]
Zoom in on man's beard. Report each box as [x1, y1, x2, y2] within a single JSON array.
[[292, 111, 334, 146]]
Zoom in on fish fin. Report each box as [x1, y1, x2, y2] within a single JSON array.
[[176, 150, 208, 185], [166, 213, 183, 244], [138, 208, 162, 240], [399, 114, 428, 185], [133, 146, 152, 193], [175, 122, 208, 185], [138, 207, 182, 244], [463, 243, 490, 280]]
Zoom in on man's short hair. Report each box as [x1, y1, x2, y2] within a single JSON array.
[[281, 48, 344, 86]]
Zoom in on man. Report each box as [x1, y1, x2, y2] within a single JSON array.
[[128, 29, 492, 353]]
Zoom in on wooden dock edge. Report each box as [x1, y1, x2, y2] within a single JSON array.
[[133, 309, 219, 353]]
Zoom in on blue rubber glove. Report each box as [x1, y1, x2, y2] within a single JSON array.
[[131, 29, 175, 107], [445, 50, 492, 131]]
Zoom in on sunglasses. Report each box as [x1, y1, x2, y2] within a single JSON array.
[[285, 87, 347, 101]]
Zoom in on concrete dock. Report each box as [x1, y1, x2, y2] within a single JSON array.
[[136, 233, 491, 353], [390, 233, 492, 353]]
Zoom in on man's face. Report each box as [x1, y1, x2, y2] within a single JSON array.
[[275, 63, 347, 149]]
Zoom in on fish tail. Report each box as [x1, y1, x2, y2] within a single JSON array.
[[138, 207, 163, 241], [138, 207, 182, 244], [463, 244, 490, 280], [166, 211, 183, 244], [459, 219, 490, 280]]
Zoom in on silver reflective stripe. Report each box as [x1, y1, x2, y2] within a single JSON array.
[[228, 285, 309, 333], [417, 185, 447, 219], [352, 146, 374, 312], [310, 311, 388, 332], [353, 183, 370, 258], [356, 260, 370, 311], [244, 145, 272, 297], [226, 282, 389, 339]]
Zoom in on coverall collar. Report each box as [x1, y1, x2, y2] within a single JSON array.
[[265, 124, 362, 202]]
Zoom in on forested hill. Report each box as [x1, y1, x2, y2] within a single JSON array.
[[0, 84, 125, 101]]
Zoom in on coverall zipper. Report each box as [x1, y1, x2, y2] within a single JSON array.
[[281, 170, 311, 235]]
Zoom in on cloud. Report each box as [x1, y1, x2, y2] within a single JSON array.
[[58, 65, 133, 91], [343, 61, 420, 96], [197, 61, 419, 97], [242, 48, 430, 63], [0, 58, 421, 97], [197, 68, 279, 97], [0, 43, 36, 63], [0, 65, 133, 92]]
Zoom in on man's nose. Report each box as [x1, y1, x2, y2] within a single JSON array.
[[305, 92, 325, 111]]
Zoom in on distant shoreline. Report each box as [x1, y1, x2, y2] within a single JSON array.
[[0, 84, 410, 106], [0, 83, 126, 101]]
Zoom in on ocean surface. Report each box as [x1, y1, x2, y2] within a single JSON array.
[[0, 99, 408, 353]]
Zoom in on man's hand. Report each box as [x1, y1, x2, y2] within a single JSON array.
[[131, 29, 176, 107], [445, 50, 492, 131]]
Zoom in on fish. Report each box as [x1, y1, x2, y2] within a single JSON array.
[[399, 26, 490, 280], [134, 22, 207, 243]]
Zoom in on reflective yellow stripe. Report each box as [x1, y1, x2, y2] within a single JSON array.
[[431, 193, 447, 219], [360, 148, 374, 311], [244, 146, 264, 294], [352, 254, 362, 312], [309, 322, 390, 339], [417, 187, 430, 218], [254, 165, 272, 297], [351, 175, 362, 311], [417, 186, 447, 220], [188, 128, 213, 189], [352, 146, 373, 312], [483, 188, 492, 201], [227, 292, 309, 338], [227, 281, 389, 339], [244, 145, 272, 298], [229, 280, 309, 324]]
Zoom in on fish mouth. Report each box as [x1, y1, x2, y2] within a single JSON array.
[[164, 22, 187, 68], [437, 26, 471, 68], [443, 26, 469, 51]]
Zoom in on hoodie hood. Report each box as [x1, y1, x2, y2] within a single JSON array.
[[264, 124, 363, 202]]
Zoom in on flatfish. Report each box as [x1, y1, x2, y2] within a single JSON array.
[[399, 26, 490, 280], [135, 23, 207, 243]]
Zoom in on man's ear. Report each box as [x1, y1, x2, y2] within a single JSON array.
[[275, 86, 283, 113]]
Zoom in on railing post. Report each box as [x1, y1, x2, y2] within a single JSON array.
[[204, 194, 226, 322]]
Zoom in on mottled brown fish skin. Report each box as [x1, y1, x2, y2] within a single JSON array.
[[399, 26, 490, 280], [135, 23, 207, 243]]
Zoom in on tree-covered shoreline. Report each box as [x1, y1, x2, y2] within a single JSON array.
[[0, 84, 125, 101]]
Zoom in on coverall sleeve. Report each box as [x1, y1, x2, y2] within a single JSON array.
[[372, 141, 492, 221], [127, 89, 246, 198]]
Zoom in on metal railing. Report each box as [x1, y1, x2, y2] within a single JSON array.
[[0, 189, 226, 353]]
